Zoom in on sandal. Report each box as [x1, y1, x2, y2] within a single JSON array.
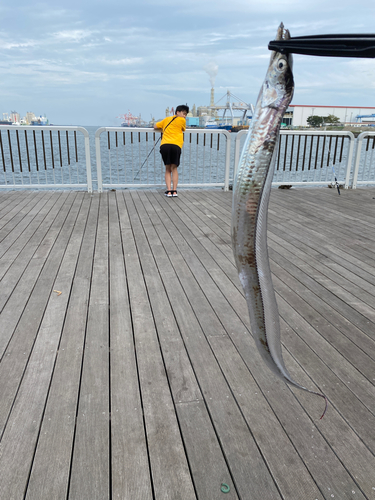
[[172, 190, 178, 197], [164, 190, 173, 197]]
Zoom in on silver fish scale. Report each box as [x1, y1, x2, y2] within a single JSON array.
[[231, 25, 328, 414], [232, 27, 328, 419], [232, 109, 287, 377]]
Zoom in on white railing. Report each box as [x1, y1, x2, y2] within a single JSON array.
[[0, 125, 93, 192], [234, 130, 356, 189], [352, 131, 375, 188], [95, 127, 231, 193], [0, 125, 374, 192]]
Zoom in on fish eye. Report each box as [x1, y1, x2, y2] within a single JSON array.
[[277, 59, 287, 71]]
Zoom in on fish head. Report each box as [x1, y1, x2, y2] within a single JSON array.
[[261, 23, 294, 109]]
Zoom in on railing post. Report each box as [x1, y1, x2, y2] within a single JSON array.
[[82, 129, 92, 193], [223, 130, 232, 191], [344, 131, 355, 189], [95, 128, 104, 193], [351, 132, 365, 189]]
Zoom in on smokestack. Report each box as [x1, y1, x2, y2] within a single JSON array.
[[210, 87, 215, 107]]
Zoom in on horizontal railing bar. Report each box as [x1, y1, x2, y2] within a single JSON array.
[[0, 183, 88, 189], [102, 182, 226, 189], [0, 125, 89, 133]]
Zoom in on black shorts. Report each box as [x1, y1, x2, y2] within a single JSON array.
[[160, 144, 182, 167]]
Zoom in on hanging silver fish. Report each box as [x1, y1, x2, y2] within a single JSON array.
[[231, 23, 327, 418]]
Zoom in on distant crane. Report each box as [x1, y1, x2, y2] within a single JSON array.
[[165, 107, 175, 117], [355, 113, 375, 123], [116, 110, 138, 126], [208, 90, 253, 128]]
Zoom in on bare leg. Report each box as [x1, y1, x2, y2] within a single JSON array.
[[171, 164, 178, 190], [165, 164, 172, 191]]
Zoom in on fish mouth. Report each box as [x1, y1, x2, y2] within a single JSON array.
[[275, 22, 291, 42], [270, 23, 293, 68]]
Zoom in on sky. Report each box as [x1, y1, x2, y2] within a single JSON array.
[[1, 0, 375, 126]]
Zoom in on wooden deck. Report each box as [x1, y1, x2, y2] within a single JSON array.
[[0, 187, 375, 500]]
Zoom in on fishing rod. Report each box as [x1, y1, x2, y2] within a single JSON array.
[[134, 115, 178, 181], [327, 146, 341, 195], [268, 34, 375, 58], [133, 134, 161, 181], [331, 164, 341, 195]]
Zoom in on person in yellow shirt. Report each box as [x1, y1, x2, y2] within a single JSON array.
[[154, 104, 189, 197]]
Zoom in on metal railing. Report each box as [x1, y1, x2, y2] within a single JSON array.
[[95, 127, 231, 193], [352, 132, 375, 188], [234, 130, 356, 189], [0, 125, 93, 192], [0, 125, 374, 192]]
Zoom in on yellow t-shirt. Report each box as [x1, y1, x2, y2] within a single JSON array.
[[155, 116, 186, 149]]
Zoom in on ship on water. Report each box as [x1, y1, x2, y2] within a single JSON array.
[[0, 112, 49, 126], [118, 111, 145, 127], [30, 115, 48, 126]]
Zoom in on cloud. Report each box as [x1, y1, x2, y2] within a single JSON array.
[[51, 29, 94, 43], [1, 41, 38, 49], [100, 57, 143, 65], [1, 0, 375, 125]]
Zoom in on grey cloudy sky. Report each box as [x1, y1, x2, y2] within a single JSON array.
[[1, 0, 375, 125]]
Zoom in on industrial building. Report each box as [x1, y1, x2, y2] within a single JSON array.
[[289, 105, 375, 127], [186, 88, 252, 128]]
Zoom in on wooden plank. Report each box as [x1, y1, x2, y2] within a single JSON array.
[[268, 224, 375, 305], [176, 400, 239, 500], [208, 334, 367, 500], [0, 191, 18, 211], [282, 342, 375, 500], [108, 191, 153, 499], [121, 191, 196, 500], [0, 192, 79, 433], [269, 190, 375, 272], [0, 188, 374, 499], [173, 192, 234, 266], [215, 303, 372, 500], [132, 192, 238, 498], [273, 272, 375, 406], [142, 191, 282, 499], [268, 212, 375, 287], [25, 194, 99, 499], [69, 194, 110, 500], [0, 191, 67, 301], [129, 192, 202, 403], [268, 246, 375, 347], [0, 191, 50, 245], [147, 190, 373, 499], [151, 193, 239, 295], [0, 193, 86, 499], [0, 192, 71, 356], [268, 234, 375, 354], [0, 191, 36, 227]]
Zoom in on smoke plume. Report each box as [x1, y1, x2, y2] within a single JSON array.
[[204, 62, 218, 87]]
